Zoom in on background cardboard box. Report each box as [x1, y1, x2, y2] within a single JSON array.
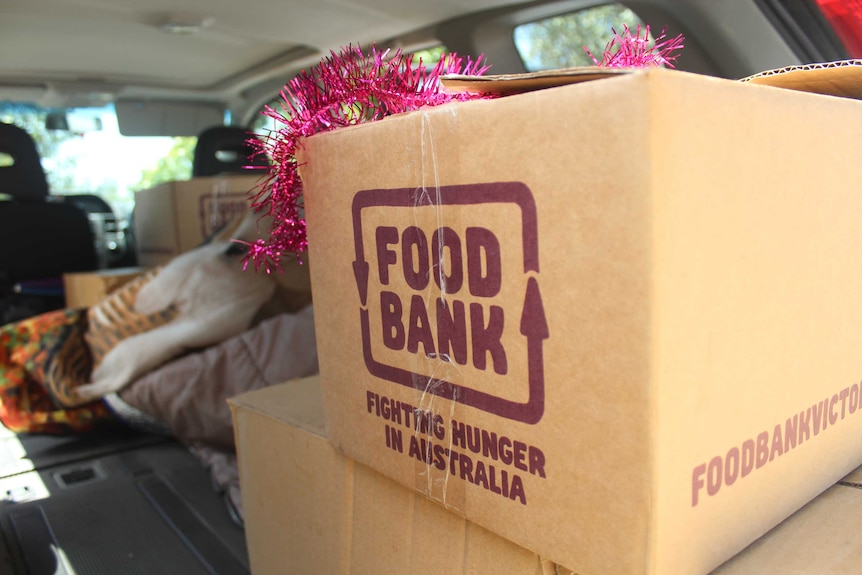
[[134, 174, 260, 266], [712, 475, 862, 574], [300, 67, 862, 574], [229, 378, 555, 575], [63, 267, 144, 308]]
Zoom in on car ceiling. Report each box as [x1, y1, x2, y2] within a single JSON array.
[[0, 0, 808, 129], [0, 0, 525, 112]]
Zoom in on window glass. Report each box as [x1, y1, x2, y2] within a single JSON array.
[[249, 97, 283, 137], [514, 3, 645, 71], [0, 103, 193, 218], [248, 45, 448, 136], [410, 45, 446, 68]]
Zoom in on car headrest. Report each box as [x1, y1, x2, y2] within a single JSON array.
[[192, 126, 269, 178], [61, 193, 114, 215], [0, 122, 49, 202]]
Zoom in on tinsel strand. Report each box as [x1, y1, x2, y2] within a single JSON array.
[[245, 45, 492, 270], [585, 25, 685, 69]]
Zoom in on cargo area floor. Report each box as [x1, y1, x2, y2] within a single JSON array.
[[0, 425, 248, 574]]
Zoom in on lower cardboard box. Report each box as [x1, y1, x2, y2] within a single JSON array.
[[229, 377, 555, 575], [230, 377, 862, 575], [713, 472, 862, 574]]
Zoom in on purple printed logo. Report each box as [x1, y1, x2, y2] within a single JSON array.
[[198, 193, 249, 239], [351, 182, 547, 424]]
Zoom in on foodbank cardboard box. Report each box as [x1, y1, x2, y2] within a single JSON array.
[[299, 64, 862, 574], [229, 377, 556, 575], [134, 174, 259, 266]]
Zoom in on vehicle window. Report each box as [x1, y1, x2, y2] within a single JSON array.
[[249, 45, 448, 136], [250, 97, 283, 136], [411, 45, 446, 67], [0, 103, 194, 218], [513, 3, 645, 71]]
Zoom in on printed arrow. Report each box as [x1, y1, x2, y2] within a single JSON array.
[[353, 260, 370, 308], [519, 276, 548, 424]]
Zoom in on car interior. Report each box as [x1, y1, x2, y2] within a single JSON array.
[[1, 0, 860, 573]]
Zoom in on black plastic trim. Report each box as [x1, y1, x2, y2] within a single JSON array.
[[755, 0, 849, 62]]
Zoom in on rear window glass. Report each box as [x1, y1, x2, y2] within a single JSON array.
[[249, 45, 448, 135], [514, 3, 645, 71], [1, 104, 194, 217]]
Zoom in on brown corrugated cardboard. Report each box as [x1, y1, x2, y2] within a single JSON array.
[[712, 479, 862, 573], [133, 174, 260, 266], [299, 66, 862, 574], [742, 59, 862, 99], [63, 267, 144, 308], [228, 377, 556, 575], [553, 471, 862, 574]]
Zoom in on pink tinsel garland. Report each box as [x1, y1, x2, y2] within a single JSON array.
[[244, 45, 492, 271], [585, 24, 684, 68], [248, 30, 683, 270]]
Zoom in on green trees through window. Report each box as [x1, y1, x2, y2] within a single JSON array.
[[0, 104, 192, 216], [514, 3, 644, 71]]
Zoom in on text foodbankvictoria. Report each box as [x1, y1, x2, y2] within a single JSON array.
[[351, 182, 549, 505], [691, 381, 862, 507]]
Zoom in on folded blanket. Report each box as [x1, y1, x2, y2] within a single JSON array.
[[105, 307, 318, 522], [108, 306, 318, 450]]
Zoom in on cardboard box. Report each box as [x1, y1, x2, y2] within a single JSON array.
[[133, 174, 260, 266], [556, 466, 862, 574], [712, 469, 862, 574], [299, 66, 862, 574], [229, 377, 556, 575], [234, 378, 862, 575], [63, 267, 144, 308]]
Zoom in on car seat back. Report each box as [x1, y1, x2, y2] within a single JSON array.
[[0, 122, 49, 202], [0, 122, 98, 322], [192, 126, 269, 177]]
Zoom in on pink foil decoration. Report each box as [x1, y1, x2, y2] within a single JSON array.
[[585, 25, 684, 69], [245, 45, 492, 270]]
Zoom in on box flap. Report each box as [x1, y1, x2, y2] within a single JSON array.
[[444, 59, 862, 100], [228, 377, 325, 436], [741, 59, 862, 100], [442, 66, 632, 95]]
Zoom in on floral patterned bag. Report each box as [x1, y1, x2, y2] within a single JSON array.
[[0, 308, 114, 434]]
